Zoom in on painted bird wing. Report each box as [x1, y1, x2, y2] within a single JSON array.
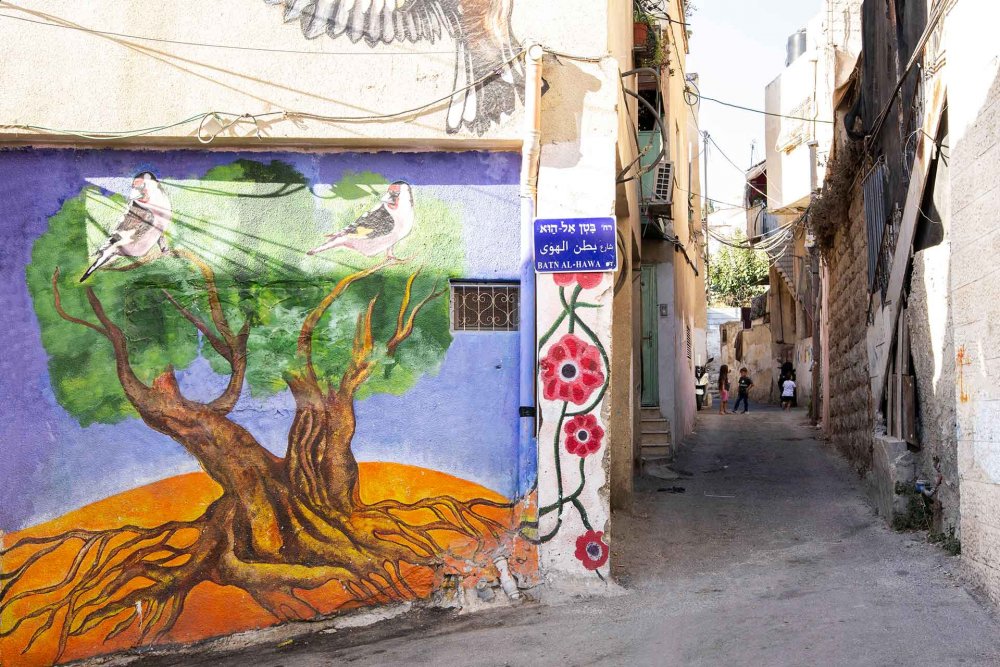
[[262, 0, 457, 45], [106, 202, 155, 244], [332, 205, 395, 239], [261, 0, 523, 134]]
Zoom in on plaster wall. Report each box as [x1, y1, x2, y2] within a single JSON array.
[[945, 0, 1000, 604], [0, 0, 646, 658], [534, 54, 624, 584], [0, 0, 614, 146], [0, 148, 532, 665], [707, 307, 739, 363]]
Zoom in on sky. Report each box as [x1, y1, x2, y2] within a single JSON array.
[[688, 0, 825, 210]]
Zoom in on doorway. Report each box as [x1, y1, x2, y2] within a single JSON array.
[[640, 264, 659, 407]]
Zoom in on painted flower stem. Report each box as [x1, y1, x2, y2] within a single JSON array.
[[538, 457, 587, 516], [571, 497, 593, 531], [538, 310, 567, 352], [567, 316, 611, 417], [552, 401, 568, 517]]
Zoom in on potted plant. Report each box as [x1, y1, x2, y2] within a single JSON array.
[[633, 7, 651, 46]]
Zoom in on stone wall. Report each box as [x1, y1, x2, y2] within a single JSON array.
[[719, 320, 775, 405], [947, 3, 1000, 604], [907, 241, 959, 534], [824, 183, 874, 474]]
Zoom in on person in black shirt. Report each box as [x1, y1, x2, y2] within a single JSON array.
[[733, 367, 753, 414]]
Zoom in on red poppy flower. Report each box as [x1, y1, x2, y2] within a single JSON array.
[[553, 272, 603, 290], [564, 414, 604, 457], [574, 530, 610, 570], [540, 334, 605, 405]]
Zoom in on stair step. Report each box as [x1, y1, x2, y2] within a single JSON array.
[[641, 407, 662, 418], [640, 445, 673, 458], [641, 431, 671, 445]]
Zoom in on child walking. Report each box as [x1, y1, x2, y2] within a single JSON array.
[[733, 368, 753, 413], [718, 364, 730, 415], [781, 375, 797, 410]]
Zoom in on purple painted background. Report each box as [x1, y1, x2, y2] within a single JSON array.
[[0, 148, 531, 531]]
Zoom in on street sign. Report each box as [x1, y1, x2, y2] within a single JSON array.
[[533, 216, 617, 273]]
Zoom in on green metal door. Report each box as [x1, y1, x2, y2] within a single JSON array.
[[640, 264, 659, 407]]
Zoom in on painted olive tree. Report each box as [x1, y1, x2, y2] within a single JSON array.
[[3, 160, 508, 657]]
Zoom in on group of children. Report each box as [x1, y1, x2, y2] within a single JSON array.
[[717, 365, 797, 414]]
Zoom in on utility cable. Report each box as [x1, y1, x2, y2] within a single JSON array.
[[689, 90, 835, 124], [0, 50, 526, 142], [708, 135, 768, 202], [0, 9, 455, 56]]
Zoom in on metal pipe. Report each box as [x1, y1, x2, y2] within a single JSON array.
[[518, 43, 544, 497], [617, 68, 668, 184]]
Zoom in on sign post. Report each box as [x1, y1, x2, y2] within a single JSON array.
[[533, 217, 617, 273]]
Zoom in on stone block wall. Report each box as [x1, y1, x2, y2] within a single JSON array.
[[948, 11, 1000, 603], [825, 185, 874, 473]]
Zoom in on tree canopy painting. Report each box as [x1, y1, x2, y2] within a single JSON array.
[[1, 159, 517, 662]]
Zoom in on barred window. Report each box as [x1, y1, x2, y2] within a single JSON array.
[[686, 323, 692, 360], [450, 281, 520, 332]]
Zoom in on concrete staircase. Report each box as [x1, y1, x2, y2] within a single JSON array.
[[640, 407, 672, 467]]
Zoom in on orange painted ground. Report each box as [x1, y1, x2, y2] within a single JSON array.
[[0, 463, 531, 667]]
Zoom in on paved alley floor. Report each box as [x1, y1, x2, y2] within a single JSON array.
[[139, 408, 1000, 667]]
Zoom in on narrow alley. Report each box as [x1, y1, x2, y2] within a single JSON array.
[[137, 408, 1000, 667]]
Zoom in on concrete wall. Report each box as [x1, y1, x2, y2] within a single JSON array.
[[0, 148, 531, 664], [946, 1, 1000, 605]]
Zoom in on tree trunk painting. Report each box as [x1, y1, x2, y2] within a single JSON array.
[[0, 154, 531, 665]]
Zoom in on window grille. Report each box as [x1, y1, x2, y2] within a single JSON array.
[[685, 323, 692, 360], [450, 282, 519, 332]]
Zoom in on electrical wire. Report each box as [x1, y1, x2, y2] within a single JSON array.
[[689, 90, 835, 124], [634, 0, 693, 37], [0, 10, 455, 56], [708, 135, 768, 202], [1, 50, 526, 142]]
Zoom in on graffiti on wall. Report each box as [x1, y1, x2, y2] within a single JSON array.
[[522, 272, 611, 575], [262, 0, 524, 135], [0, 150, 531, 664]]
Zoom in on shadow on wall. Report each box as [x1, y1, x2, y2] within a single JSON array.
[[539, 57, 603, 167]]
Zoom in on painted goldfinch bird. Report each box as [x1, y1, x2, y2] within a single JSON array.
[[308, 181, 415, 258], [80, 172, 172, 282], [262, 0, 523, 134]]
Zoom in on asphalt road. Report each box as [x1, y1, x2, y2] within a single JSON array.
[[133, 407, 1000, 667]]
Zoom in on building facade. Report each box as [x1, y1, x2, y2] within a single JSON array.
[[0, 1, 706, 663]]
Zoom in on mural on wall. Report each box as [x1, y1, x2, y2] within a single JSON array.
[[522, 272, 611, 576], [262, 0, 524, 135], [0, 150, 531, 664]]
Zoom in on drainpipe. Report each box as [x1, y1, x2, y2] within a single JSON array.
[[518, 43, 544, 496]]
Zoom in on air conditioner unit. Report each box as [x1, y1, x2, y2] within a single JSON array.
[[646, 161, 674, 218]]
